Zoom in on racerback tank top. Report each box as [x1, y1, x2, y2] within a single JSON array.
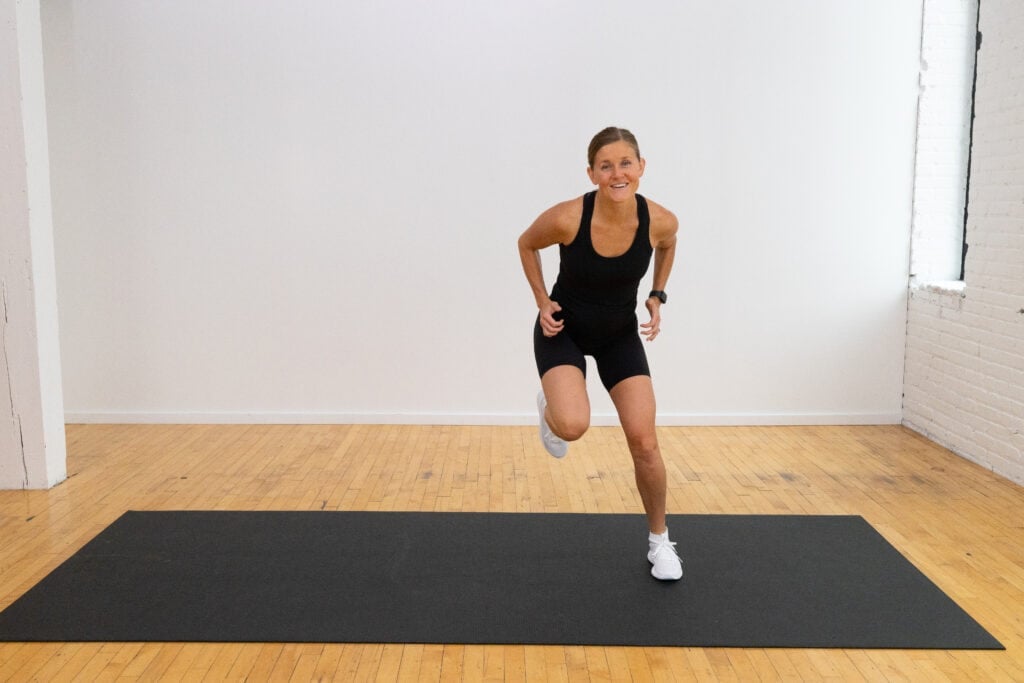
[[552, 191, 653, 311]]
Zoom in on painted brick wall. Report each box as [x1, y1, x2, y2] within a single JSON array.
[[904, 0, 1024, 486]]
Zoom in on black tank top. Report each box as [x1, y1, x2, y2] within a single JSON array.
[[552, 191, 653, 311]]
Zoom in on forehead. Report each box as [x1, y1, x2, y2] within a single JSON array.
[[593, 140, 638, 162]]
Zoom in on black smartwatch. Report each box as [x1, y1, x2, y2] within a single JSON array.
[[649, 290, 668, 304]]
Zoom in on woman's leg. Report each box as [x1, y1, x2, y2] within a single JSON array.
[[534, 316, 591, 443], [541, 365, 590, 442], [610, 374, 681, 580], [609, 375, 666, 533]]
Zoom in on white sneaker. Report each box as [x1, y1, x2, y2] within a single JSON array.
[[648, 534, 683, 581], [536, 391, 568, 458]]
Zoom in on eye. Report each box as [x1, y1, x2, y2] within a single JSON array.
[[621, 160, 632, 167]]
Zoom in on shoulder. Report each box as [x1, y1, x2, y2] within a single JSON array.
[[542, 195, 585, 230], [643, 197, 679, 246], [521, 195, 585, 247]]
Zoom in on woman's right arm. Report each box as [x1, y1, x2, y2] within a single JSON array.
[[517, 200, 577, 337]]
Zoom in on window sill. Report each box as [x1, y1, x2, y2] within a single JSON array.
[[910, 279, 966, 296]]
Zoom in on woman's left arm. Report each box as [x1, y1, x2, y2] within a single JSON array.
[[641, 205, 679, 342]]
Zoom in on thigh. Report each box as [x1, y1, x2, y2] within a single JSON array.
[[593, 330, 650, 392], [534, 317, 590, 428], [608, 375, 657, 447], [541, 364, 590, 429], [534, 315, 587, 379]]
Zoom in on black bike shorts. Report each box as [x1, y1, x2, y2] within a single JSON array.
[[533, 309, 650, 391]]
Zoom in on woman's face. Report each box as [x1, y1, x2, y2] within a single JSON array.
[[587, 140, 645, 202]]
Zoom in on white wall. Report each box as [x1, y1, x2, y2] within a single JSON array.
[[43, 1, 922, 425], [904, 0, 1024, 485], [0, 0, 66, 489]]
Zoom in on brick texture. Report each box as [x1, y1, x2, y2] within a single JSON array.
[[904, 0, 1024, 485]]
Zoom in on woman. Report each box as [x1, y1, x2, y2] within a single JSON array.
[[517, 126, 682, 581]]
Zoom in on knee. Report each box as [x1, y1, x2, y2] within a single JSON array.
[[551, 413, 589, 442], [626, 432, 660, 463]]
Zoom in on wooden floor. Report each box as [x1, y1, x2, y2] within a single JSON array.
[[0, 424, 1022, 681]]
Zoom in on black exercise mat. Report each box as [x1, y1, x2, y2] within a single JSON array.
[[0, 511, 1002, 648]]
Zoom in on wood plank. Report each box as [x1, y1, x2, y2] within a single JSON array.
[[0, 423, 1020, 680]]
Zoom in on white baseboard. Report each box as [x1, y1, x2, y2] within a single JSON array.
[[64, 411, 902, 426]]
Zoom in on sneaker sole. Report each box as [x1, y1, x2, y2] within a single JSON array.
[[651, 566, 683, 581]]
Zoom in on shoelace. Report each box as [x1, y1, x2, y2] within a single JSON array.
[[650, 539, 679, 559]]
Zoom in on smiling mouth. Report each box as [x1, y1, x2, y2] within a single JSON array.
[[611, 183, 628, 189]]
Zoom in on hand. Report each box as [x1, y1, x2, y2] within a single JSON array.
[[641, 298, 662, 341], [538, 299, 564, 337]]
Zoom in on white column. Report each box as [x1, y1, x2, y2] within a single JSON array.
[[0, 0, 67, 489]]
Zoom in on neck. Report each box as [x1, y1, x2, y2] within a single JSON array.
[[593, 191, 637, 223]]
